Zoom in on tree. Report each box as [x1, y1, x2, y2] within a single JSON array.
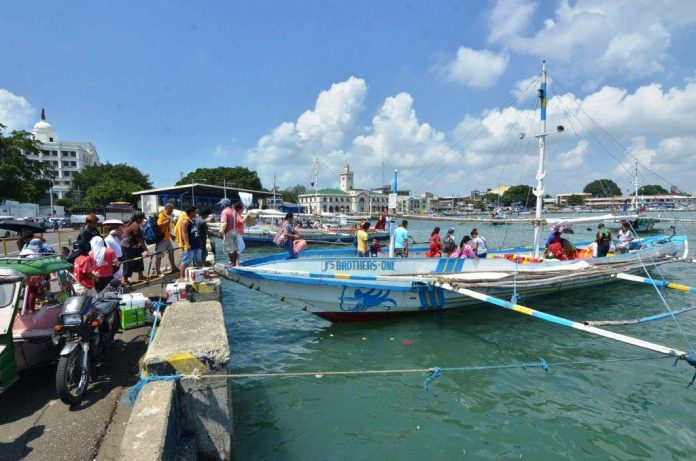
[[484, 192, 501, 204], [583, 179, 622, 197], [70, 163, 152, 207], [0, 124, 56, 202], [501, 185, 535, 207], [637, 184, 669, 195], [281, 184, 308, 203], [176, 166, 263, 191], [566, 194, 585, 206]]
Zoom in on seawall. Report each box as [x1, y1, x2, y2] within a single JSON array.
[[120, 283, 233, 460]]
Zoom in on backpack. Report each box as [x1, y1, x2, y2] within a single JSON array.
[[143, 214, 164, 245]]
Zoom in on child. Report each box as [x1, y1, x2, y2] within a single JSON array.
[[369, 238, 382, 257]]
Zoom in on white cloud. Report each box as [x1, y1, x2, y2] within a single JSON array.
[[244, 77, 367, 186], [435, 47, 509, 88], [487, 0, 537, 44], [0, 89, 35, 132], [486, 0, 696, 85], [555, 139, 589, 170]]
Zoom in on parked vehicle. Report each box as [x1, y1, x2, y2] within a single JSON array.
[[54, 281, 121, 404], [0, 256, 74, 393]]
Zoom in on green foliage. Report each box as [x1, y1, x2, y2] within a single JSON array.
[[0, 125, 56, 202], [281, 184, 308, 203], [484, 192, 501, 203], [583, 179, 622, 197], [501, 185, 535, 206], [566, 194, 585, 206], [55, 198, 76, 212], [637, 184, 669, 195], [473, 201, 486, 211], [176, 166, 263, 191], [70, 163, 152, 207]]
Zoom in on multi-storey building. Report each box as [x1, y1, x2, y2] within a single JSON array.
[[27, 109, 100, 199]]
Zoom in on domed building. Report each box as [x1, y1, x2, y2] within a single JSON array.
[[26, 109, 100, 200]]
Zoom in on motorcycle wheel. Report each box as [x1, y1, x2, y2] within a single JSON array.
[[56, 347, 90, 405]]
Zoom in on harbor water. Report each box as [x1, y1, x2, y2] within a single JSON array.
[[221, 215, 696, 459]]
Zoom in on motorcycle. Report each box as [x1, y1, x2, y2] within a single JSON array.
[[54, 280, 121, 404]]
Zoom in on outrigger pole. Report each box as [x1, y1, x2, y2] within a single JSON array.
[[613, 273, 696, 293], [431, 281, 696, 374]]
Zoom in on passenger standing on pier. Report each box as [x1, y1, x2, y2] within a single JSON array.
[[218, 199, 243, 266], [394, 220, 410, 257], [175, 207, 202, 280], [470, 228, 488, 259], [78, 214, 101, 246], [89, 236, 117, 291], [356, 221, 370, 257], [155, 203, 178, 276], [282, 212, 300, 259], [73, 240, 97, 297], [121, 213, 149, 285], [196, 207, 212, 265]]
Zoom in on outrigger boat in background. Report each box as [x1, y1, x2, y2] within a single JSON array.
[[220, 61, 691, 323]]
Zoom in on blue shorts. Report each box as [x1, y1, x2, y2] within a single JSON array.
[[477, 252, 487, 259], [182, 249, 202, 265]]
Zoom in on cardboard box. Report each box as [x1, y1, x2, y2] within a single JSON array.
[[165, 282, 189, 303], [185, 268, 210, 283]]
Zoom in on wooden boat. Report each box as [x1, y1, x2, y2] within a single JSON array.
[[219, 62, 690, 324]]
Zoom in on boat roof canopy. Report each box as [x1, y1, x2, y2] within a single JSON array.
[[0, 257, 72, 276]]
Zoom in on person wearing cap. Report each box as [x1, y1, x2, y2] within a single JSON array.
[[443, 228, 457, 256], [155, 203, 178, 276], [595, 223, 611, 257], [78, 214, 102, 248]]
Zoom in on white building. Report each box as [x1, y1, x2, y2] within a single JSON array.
[[26, 109, 100, 199], [298, 162, 388, 214]]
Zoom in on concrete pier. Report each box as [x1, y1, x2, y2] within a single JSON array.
[[120, 298, 232, 460]]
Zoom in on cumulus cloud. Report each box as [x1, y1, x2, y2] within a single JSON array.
[[244, 77, 367, 186], [555, 140, 589, 170], [0, 89, 35, 131], [435, 47, 509, 88], [487, 0, 696, 85]]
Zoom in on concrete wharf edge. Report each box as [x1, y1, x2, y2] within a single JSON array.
[[120, 298, 232, 460]]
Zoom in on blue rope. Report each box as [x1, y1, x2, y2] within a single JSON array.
[[128, 374, 182, 405], [424, 358, 550, 390]]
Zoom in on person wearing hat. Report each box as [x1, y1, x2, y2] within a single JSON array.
[[78, 214, 102, 248], [443, 228, 457, 256], [595, 223, 612, 257]]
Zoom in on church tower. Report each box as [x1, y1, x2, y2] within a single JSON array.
[[340, 162, 354, 191]]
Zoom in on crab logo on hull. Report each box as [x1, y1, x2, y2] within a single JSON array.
[[338, 287, 397, 312]]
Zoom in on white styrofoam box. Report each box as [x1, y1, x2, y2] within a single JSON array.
[[165, 282, 188, 303], [185, 268, 210, 283], [120, 292, 147, 309]]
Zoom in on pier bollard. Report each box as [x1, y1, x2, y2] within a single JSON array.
[[141, 300, 232, 459]]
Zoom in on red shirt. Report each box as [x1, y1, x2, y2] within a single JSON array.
[[74, 255, 95, 289], [90, 248, 117, 277], [235, 211, 245, 235], [221, 207, 235, 235]]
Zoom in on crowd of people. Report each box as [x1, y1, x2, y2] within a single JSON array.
[[424, 226, 487, 259]]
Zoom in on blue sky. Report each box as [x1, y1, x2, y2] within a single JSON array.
[[2, 1, 696, 195]]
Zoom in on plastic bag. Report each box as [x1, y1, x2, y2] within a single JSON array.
[[293, 239, 307, 254], [238, 235, 246, 253], [273, 231, 286, 247]]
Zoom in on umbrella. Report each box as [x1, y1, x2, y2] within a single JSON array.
[[102, 219, 124, 225], [0, 219, 45, 234]]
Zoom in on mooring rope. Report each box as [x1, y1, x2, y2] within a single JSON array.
[[127, 354, 682, 404]]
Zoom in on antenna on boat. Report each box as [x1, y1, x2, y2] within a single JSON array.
[[313, 158, 320, 215], [531, 60, 564, 258], [388, 169, 398, 257]]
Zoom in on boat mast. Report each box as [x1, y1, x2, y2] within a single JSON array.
[[272, 174, 277, 210], [633, 160, 639, 211], [532, 61, 548, 258], [313, 158, 319, 214]]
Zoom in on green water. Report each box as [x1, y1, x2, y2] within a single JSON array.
[[221, 215, 696, 460]]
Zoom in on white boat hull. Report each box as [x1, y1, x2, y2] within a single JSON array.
[[223, 235, 687, 322]]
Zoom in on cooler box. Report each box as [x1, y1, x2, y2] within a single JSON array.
[[119, 293, 147, 330], [185, 268, 210, 283], [165, 282, 189, 303]]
